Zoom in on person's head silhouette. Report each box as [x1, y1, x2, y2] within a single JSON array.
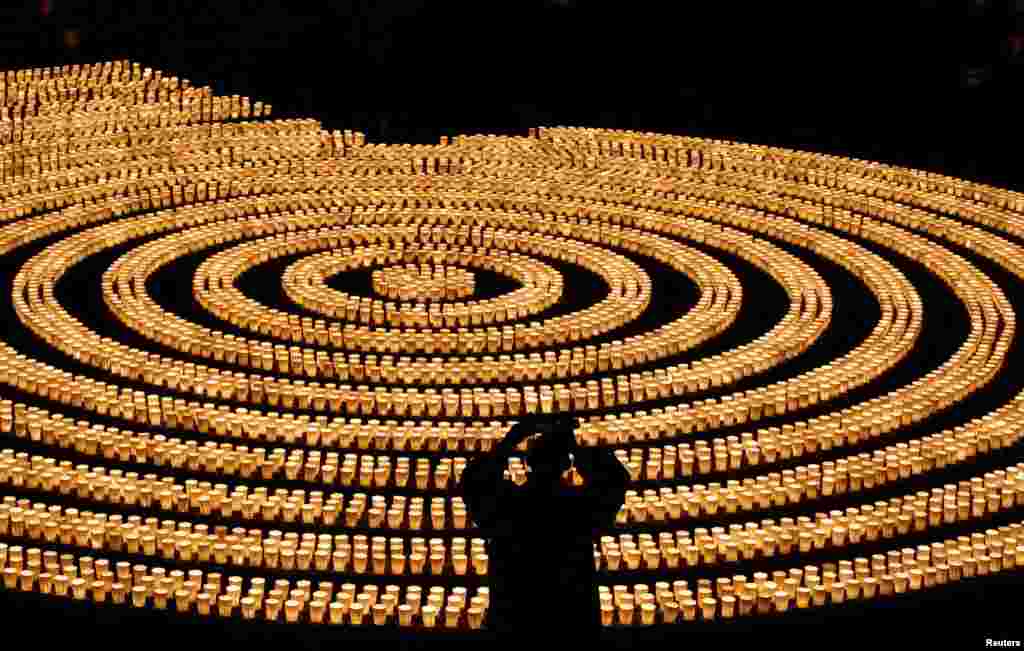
[[524, 416, 577, 487]]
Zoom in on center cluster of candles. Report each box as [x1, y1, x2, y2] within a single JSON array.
[[371, 264, 476, 301]]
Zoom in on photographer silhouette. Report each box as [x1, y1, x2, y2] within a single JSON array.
[[458, 415, 630, 638]]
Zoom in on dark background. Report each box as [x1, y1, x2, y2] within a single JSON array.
[[5, 1, 1024, 193]]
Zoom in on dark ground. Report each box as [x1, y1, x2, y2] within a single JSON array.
[[5, 1, 1024, 193], [0, 1, 1023, 648]]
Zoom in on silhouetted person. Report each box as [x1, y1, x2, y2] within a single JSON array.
[[458, 415, 629, 639]]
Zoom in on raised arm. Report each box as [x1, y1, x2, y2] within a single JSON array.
[[457, 420, 537, 531], [573, 445, 630, 529]]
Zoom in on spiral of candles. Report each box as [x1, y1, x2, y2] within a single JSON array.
[[0, 60, 1021, 640]]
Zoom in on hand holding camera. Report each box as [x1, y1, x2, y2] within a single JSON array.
[[499, 415, 578, 455]]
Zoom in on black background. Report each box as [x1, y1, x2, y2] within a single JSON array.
[[5, 1, 1024, 192]]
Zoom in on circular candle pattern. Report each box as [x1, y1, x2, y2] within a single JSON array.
[[0, 59, 1022, 638], [279, 244, 563, 327]]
